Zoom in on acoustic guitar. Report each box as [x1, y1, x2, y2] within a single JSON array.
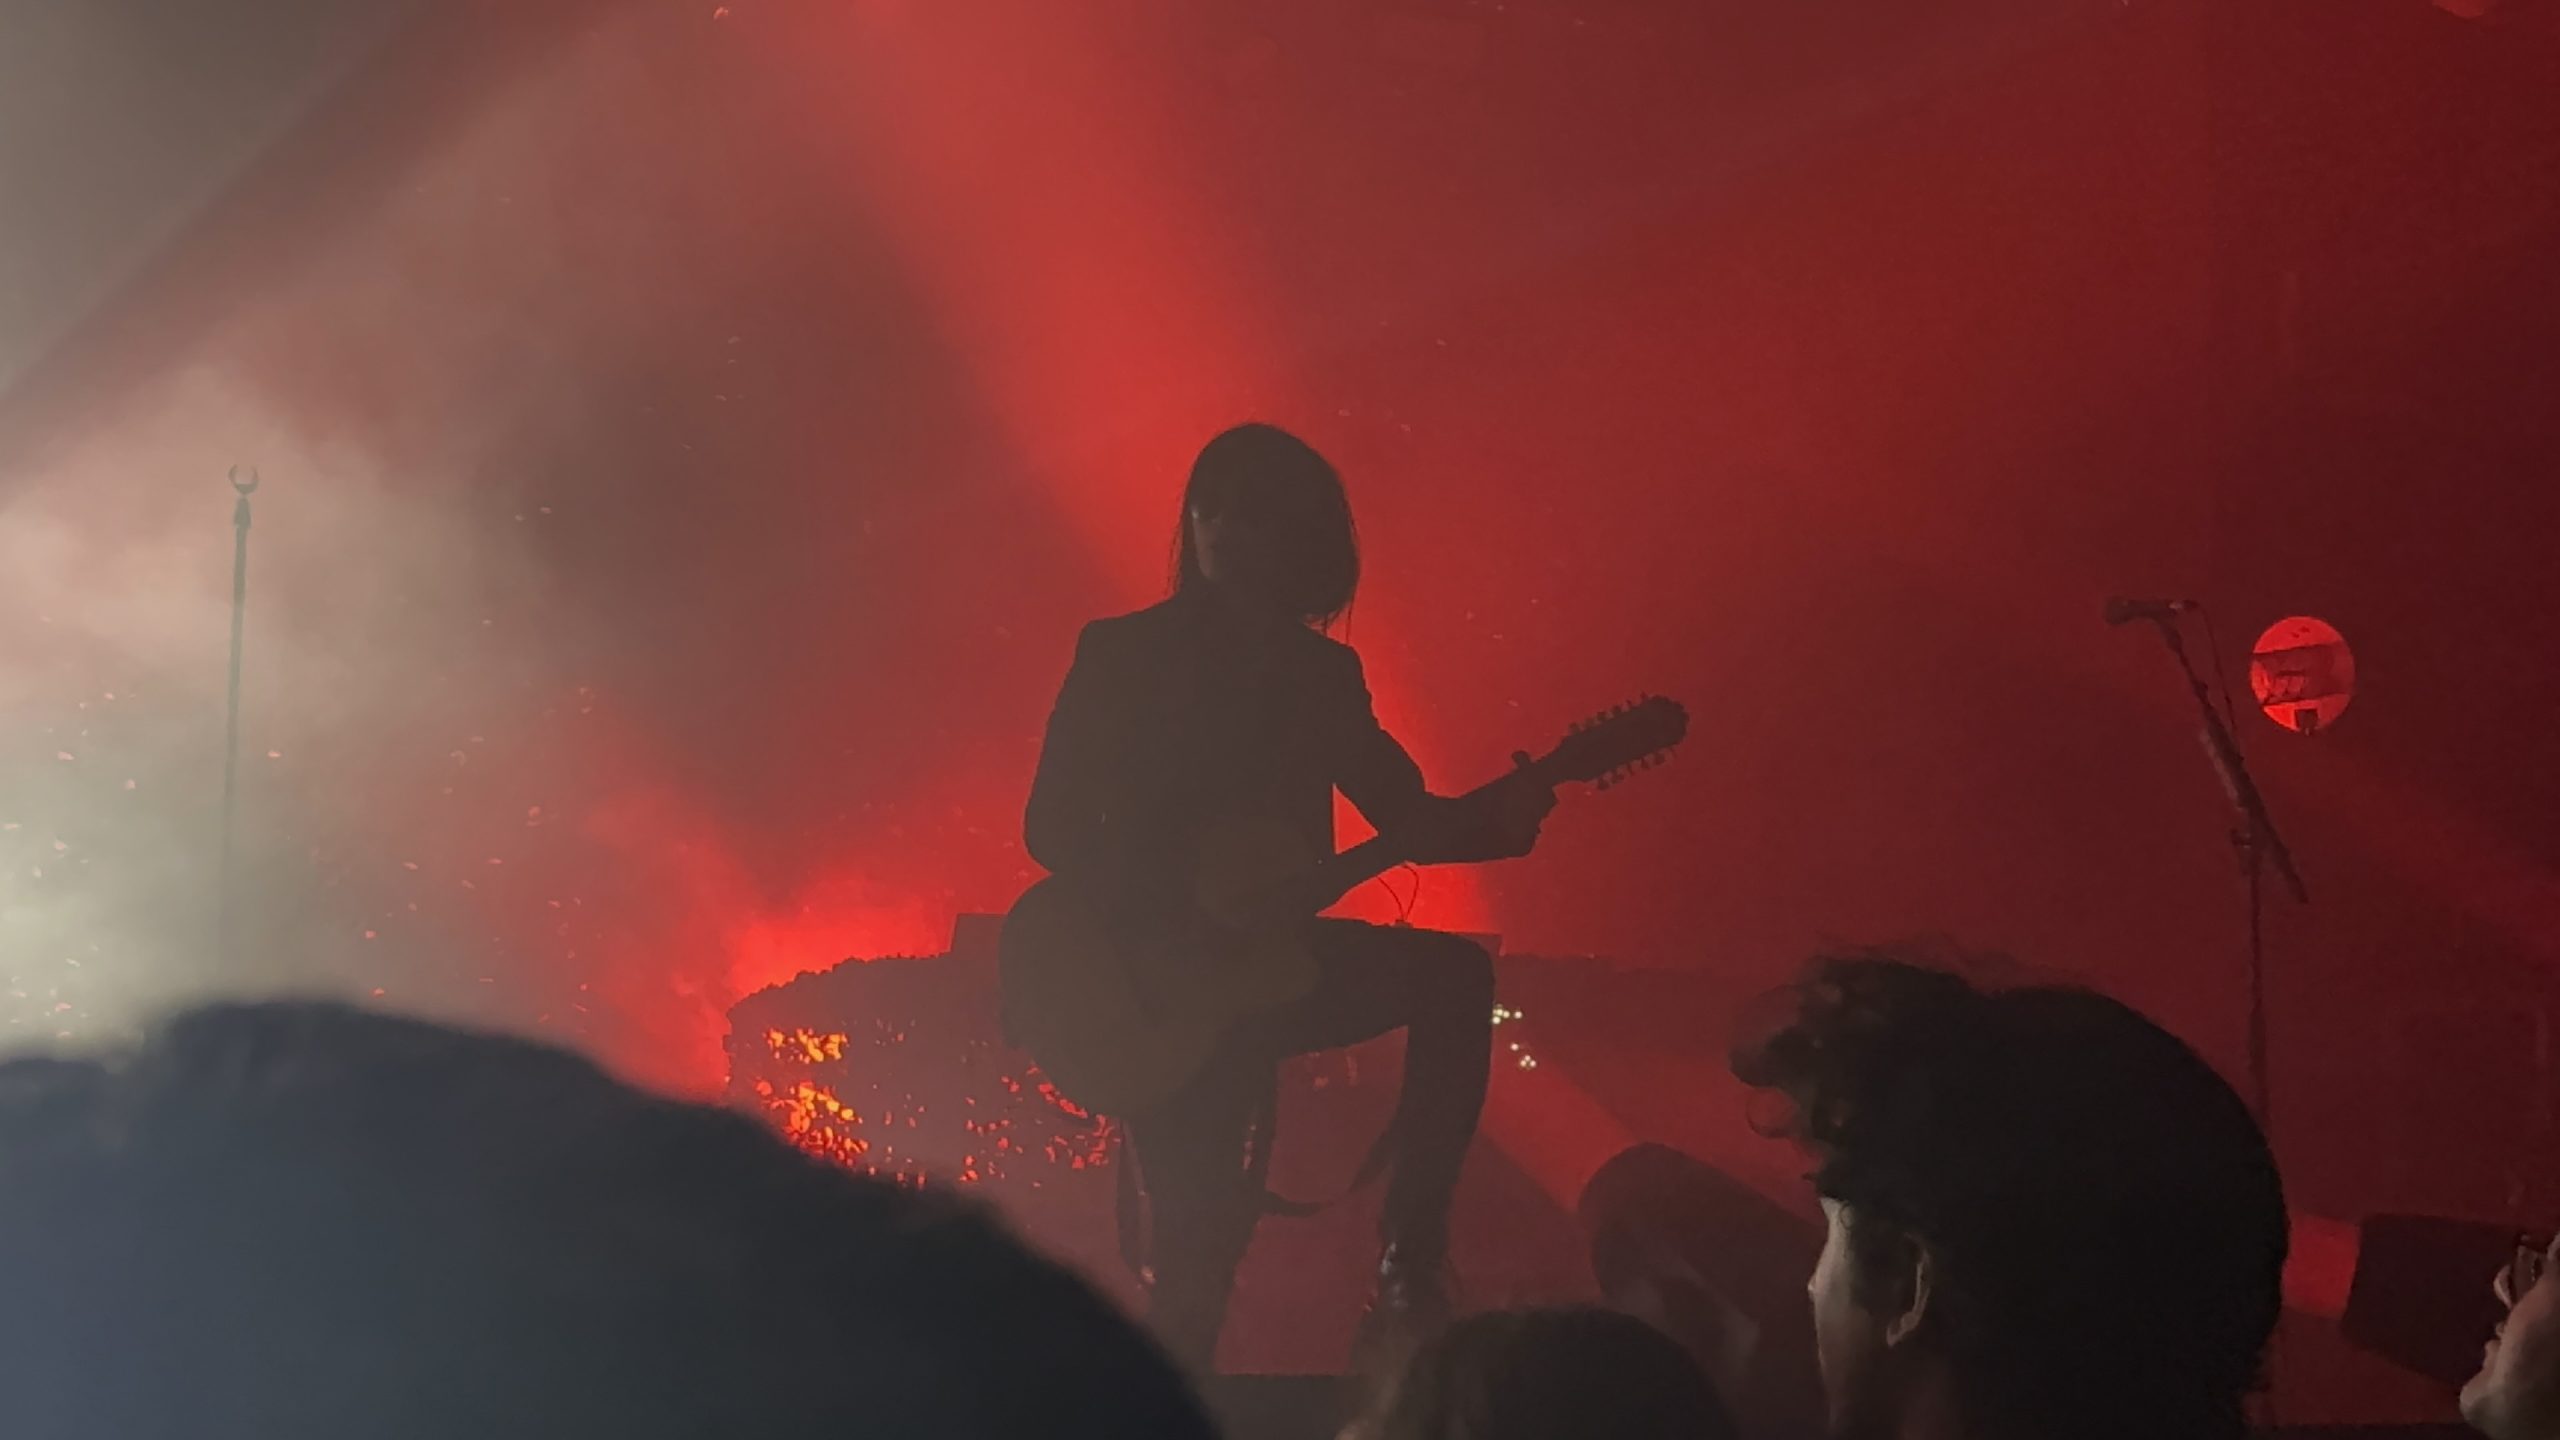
[[998, 695, 1689, 1116]]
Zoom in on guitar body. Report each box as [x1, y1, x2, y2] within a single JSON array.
[[1000, 818, 1323, 1116], [1000, 693, 1689, 1117]]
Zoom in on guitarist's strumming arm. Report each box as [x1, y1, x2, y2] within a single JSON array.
[[1327, 646, 1549, 866], [1329, 645, 1429, 829]]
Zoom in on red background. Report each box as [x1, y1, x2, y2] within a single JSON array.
[[0, 0, 2554, 1418]]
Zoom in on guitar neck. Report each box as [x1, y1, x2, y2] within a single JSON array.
[[1207, 696, 1684, 927]]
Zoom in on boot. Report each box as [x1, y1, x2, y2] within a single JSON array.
[[1350, 1240, 1454, 1380]]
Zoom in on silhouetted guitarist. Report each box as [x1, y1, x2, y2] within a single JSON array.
[[1023, 423, 1552, 1371]]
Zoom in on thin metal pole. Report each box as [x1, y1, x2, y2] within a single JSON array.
[[2245, 835, 2270, 1130], [218, 466, 259, 969]]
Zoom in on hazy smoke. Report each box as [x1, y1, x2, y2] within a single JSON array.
[[0, 10, 989, 1089]]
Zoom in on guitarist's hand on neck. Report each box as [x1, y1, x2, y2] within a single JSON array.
[[1483, 770, 1559, 857]]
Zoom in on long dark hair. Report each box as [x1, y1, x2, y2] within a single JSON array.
[[1171, 423, 1359, 628]]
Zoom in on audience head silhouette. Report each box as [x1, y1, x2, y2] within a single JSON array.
[[1358, 1305, 1737, 1440], [2466, 1233, 2560, 1440], [0, 1002, 1214, 1440], [1732, 950, 2287, 1440], [1175, 422, 1359, 627]]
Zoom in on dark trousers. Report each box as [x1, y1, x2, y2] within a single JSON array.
[[1129, 921, 1494, 1371]]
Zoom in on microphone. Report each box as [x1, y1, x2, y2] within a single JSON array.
[[2104, 596, 2199, 626]]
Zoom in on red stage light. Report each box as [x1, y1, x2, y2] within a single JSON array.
[[2250, 616, 2355, 735]]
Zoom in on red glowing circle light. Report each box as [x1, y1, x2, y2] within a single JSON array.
[[2249, 616, 2355, 735]]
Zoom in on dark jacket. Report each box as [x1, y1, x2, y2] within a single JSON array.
[[1023, 593, 1436, 915]]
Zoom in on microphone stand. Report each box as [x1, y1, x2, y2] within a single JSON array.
[[2140, 611, 2307, 1130], [218, 466, 260, 973]]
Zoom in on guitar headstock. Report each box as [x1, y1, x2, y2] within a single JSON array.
[[1533, 694, 1689, 790]]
